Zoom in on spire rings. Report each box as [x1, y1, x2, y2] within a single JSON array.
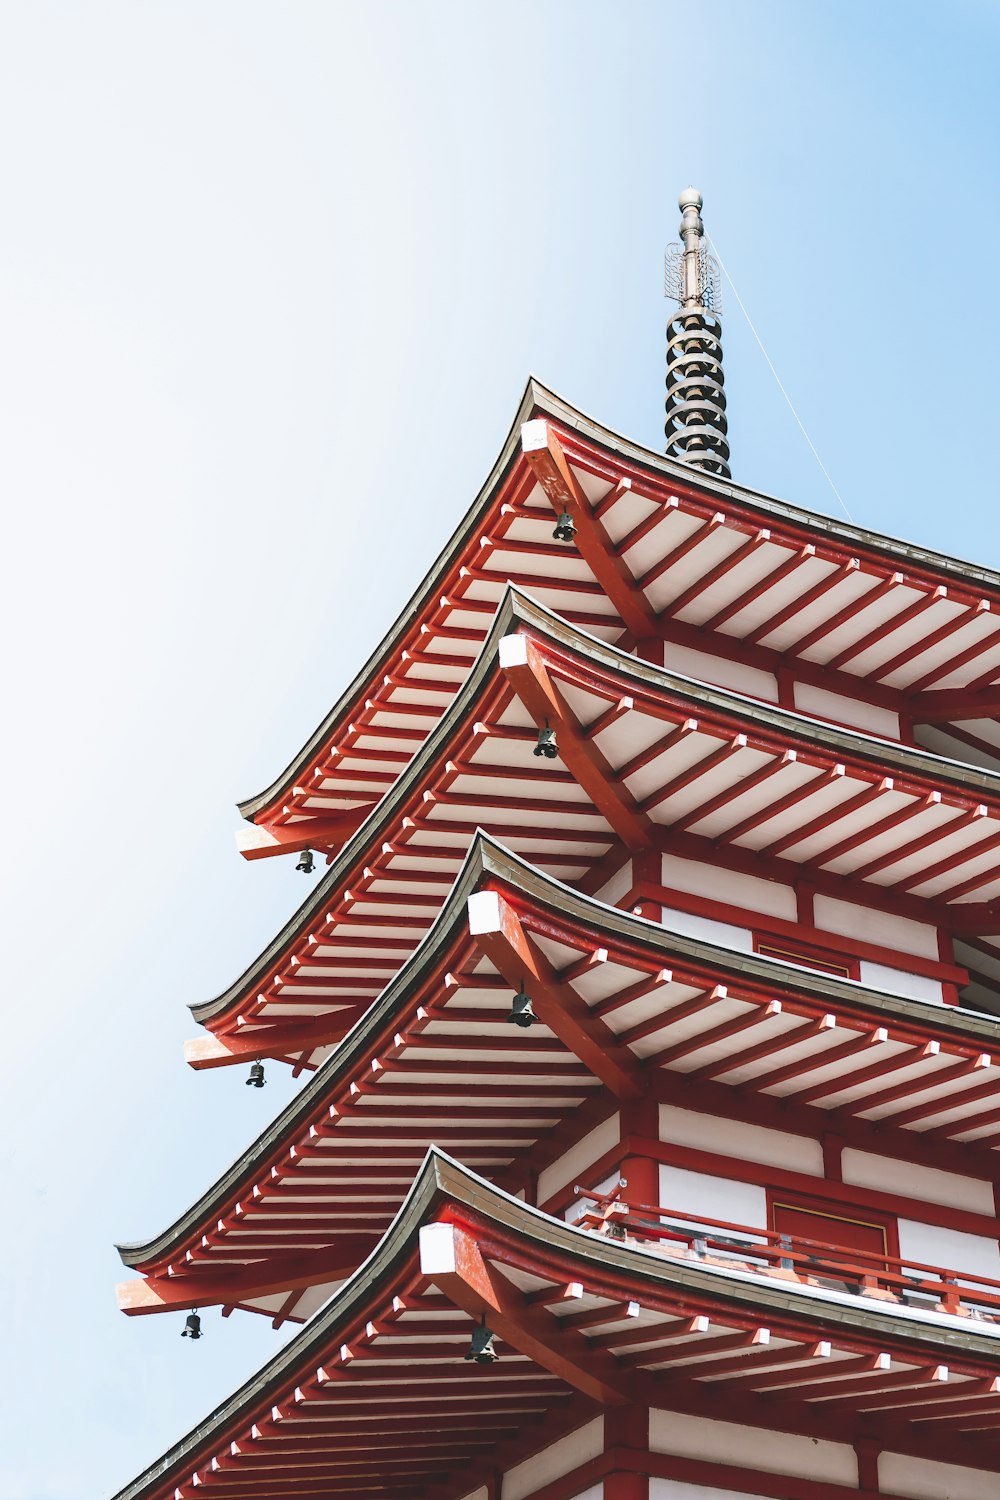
[[664, 309, 731, 478]]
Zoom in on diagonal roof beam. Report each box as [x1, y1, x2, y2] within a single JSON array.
[[184, 1012, 362, 1070], [908, 686, 1000, 724], [418, 1220, 632, 1405], [499, 631, 654, 852], [116, 1241, 374, 1315], [237, 808, 376, 861], [468, 887, 642, 1099], [520, 419, 659, 641]]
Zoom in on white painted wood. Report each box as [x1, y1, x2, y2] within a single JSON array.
[[880, 1450, 996, 1499], [662, 852, 797, 921], [794, 681, 901, 739], [813, 893, 939, 960], [660, 904, 753, 952], [841, 1150, 996, 1215], [663, 641, 779, 703], [467, 889, 502, 935], [503, 1417, 603, 1500], [659, 1164, 768, 1232], [659, 1103, 824, 1176], [897, 1218, 1000, 1280], [498, 631, 531, 669], [857, 960, 943, 1004], [539, 1115, 620, 1205], [650, 1483, 768, 1500], [519, 418, 549, 454], [418, 1222, 457, 1276], [594, 859, 634, 907], [649, 1409, 856, 1485]]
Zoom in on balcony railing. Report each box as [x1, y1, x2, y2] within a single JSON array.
[[573, 1188, 1000, 1325]]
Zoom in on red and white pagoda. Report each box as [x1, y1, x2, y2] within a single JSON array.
[[112, 191, 1000, 1500]]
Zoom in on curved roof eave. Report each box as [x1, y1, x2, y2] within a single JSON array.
[[122, 829, 1000, 1272], [196, 581, 1000, 1033], [235, 374, 542, 823], [237, 374, 1000, 826], [111, 1145, 1000, 1500]]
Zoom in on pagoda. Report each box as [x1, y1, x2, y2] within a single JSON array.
[[111, 190, 1000, 1500]]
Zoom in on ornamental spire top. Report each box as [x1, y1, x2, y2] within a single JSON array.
[[664, 187, 731, 479]]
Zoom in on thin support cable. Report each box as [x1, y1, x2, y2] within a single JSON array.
[[707, 234, 855, 526]]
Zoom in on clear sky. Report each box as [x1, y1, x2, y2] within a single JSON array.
[[2, 2, 998, 1495]]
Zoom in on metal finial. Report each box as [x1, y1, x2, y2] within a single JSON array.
[[664, 188, 731, 479]]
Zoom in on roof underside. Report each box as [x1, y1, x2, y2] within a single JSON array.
[[112, 1154, 1000, 1500], [197, 589, 1000, 1059], [120, 837, 1000, 1324], [239, 382, 1000, 843]]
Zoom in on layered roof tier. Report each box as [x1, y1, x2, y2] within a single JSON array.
[[191, 586, 1000, 1074], [119, 837, 1000, 1326], [112, 1152, 1000, 1500], [238, 383, 1000, 862]]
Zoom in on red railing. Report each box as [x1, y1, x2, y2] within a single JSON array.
[[573, 1188, 1000, 1323]]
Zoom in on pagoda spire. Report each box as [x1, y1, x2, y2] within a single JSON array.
[[664, 186, 731, 479]]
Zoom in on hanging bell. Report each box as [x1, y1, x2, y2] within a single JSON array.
[[533, 721, 558, 760], [181, 1311, 202, 1340], [296, 849, 316, 875], [508, 988, 536, 1028], [246, 1062, 266, 1089], [552, 509, 576, 543], [465, 1318, 500, 1364]]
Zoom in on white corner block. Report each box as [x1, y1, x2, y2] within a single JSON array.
[[419, 1222, 458, 1276], [467, 889, 502, 936], [499, 632, 530, 669], [520, 418, 549, 454]]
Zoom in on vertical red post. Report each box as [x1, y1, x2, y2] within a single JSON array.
[[620, 1099, 660, 1211], [606, 1405, 649, 1499], [631, 849, 663, 922]]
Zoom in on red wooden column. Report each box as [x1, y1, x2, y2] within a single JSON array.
[[620, 1099, 660, 1210], [631, 850, 662, 922], [606, 1404, 649, 1499]]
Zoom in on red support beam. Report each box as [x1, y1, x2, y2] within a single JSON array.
[[237, 808, 376, 861], [520, 420, 659, 640], [499, 630, 654, 851], [468, 887, 642, 1098], [418, 1220, 632, 1404], [184, 1014, 362, 1069], [909, 686, 1000, 724], [116, 1242, 374, 1315]]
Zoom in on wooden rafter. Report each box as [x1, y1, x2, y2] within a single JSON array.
[[467, 887, 642, 1098], [520, 419, 659, 640]]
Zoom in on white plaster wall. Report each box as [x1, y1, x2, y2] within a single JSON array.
[[880, 1451, 996, 1499], [649, 1409, 857, 1486], [897, 1218, 1000, 1280], [503, 1417, 603, 1500], [650, 1483, 769, 1500], [813, 892, 939, 960], [457, 1490, 488, 1500], [660, 904, 753, 952], [659, 1164, 767, 1232], [794, 681, 901, 740], [858, 959, 943, 1004], [842, 1149, 995, 1216], [663, 641, 779, 703], [538, 1115, 620, 1205], [662, 853, 796, 921], [660, 1103, 824, 1177], [594, 859, 633, 907]]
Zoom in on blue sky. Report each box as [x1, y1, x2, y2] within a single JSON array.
[[1, 2, 998, 1495]]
